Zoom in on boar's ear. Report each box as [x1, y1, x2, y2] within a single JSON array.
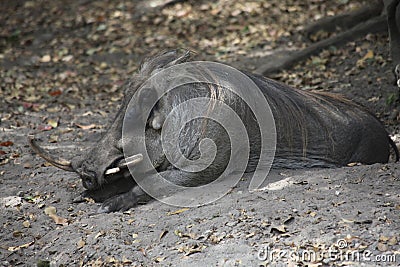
[[125, 51, 192, 101], [136, 86, 166, 130], [140, 50, 192, 77]]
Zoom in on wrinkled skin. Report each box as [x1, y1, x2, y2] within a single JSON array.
[[33, 50, 399, 213]]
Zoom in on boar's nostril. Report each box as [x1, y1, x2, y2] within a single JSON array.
[[81, 172, 97, 189], [79, 166, 98, 190]]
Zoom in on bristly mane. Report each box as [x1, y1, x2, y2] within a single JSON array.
[[139, 50, 193, 78]]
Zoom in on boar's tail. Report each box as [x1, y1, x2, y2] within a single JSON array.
[[388, 136, 399, 162]]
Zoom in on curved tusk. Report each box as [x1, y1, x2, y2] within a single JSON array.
[[28, 135, 75, 172], [105, 154, 143, 176]]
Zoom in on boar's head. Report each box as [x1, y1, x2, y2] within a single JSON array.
[[29, 50, 192, 191]]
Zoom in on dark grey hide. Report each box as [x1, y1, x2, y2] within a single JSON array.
[[35, 51, 399, 213]]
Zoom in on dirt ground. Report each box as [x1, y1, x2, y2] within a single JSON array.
[[1, 0, 399, 266]]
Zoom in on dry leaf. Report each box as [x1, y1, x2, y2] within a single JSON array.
[[23, 163, 32, 168], [139, 248, 146, 256], [0, 141, 13, 147], [77, 239, 85, 248], [283, 216, 294, 224], [174, 229, 183, 237], [106, 256, 118, 263], [40, 55, 51, 63], [48, 89, 62, 96], [38, 125, 52, 131], [332, 201, 346, 207], [388, 236, 397, 246], [2, 196, 23, 208], [377, 242, 387, 252], [37, 260, 50, 266], [270, 224, 287, 233], [362, 50, 374, 60], [356, 50, 374, 68], [44, 206, 68, 225], [159, 230, 168, 240], [48, 214, 68, 225], [95, 231, 105, 239], [155, 257, 165, 262], [122, 257, 132, 264], [44, 206, 56, 215], [7, 241, 34, 252], [379, 235, 390, 242], [354, 219, 372, 224], [246, 232, 255, 238], [341, 218, 355, 224], [12, 231, 22, 238], [62, 55, 73, 62], [75, 123, 97, 130], [179, 244, 206, 256], [49, 134, 59, 143], [167, 208, 189, 215], [47, 119, 58, 128]]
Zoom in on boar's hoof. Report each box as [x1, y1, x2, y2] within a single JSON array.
[[71, 191, 89, 203], [73, 189, 106, 203], [96, 190, 138, 213]]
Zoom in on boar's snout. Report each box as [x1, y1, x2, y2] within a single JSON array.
[[72, 160, 100, 190], [71, 144, 126, 190]]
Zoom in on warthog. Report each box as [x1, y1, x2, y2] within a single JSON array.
[[29, 50, 399, 213]]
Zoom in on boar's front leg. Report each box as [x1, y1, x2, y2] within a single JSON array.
[[73, 174, 136, 210], [96, 186, 149, 213], [97, 168, 222, 213]]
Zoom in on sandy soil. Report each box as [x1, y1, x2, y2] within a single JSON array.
[[1, 0, 399, 266]]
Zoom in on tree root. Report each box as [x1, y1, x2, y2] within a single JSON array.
[[256, 0, 400, 79], [256, 15, 387, 76], [303, 1, 383, 37], [386, 0, 400, 64]]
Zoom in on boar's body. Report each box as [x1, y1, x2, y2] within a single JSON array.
[[249, 72, 392, 168], [30, 51, 398, 213]]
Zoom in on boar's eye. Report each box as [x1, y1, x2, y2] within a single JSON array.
[[117, 139, 124, 151], [138, 87, 158, 109], [150, 110, 165, 130]]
